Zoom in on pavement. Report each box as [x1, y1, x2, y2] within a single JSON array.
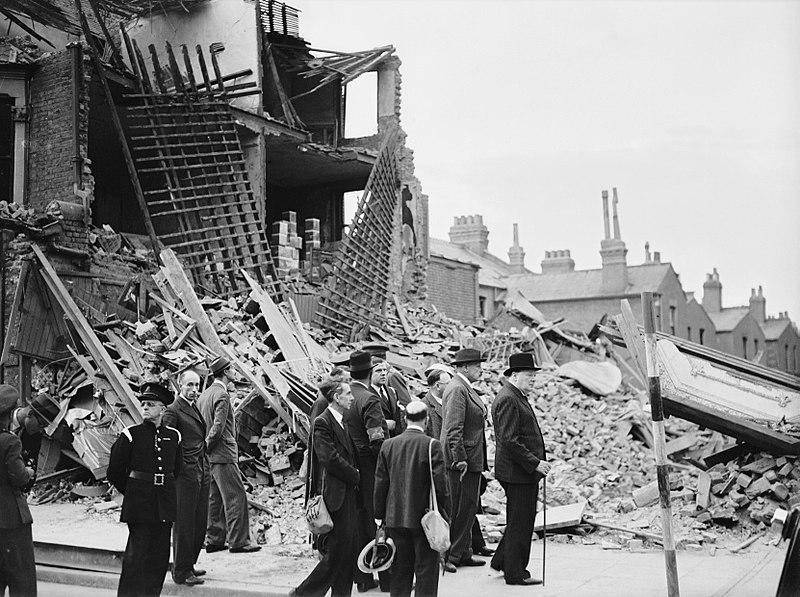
[[31, 503, 786, 596]]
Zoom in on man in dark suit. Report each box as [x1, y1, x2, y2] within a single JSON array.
[[372, 360, 404, 437], [342, 351, 388, 592], [163, 370, 210, 586], [490, 353, 551, 586], [375, 401, 450, 597], [0, 384, 36, 597], [292, 380, 361, 597], [107, 382, 183, 596], [362, 344, 412, 408], [423, 366, 452, 440], [440, 348, 488, 569], [198, 356, 260, 554]]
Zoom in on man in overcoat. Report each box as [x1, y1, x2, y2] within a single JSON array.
[[422, 366, 452, 441], [198, 356, 260, 554], [372, 359, 404, 437], [107, 382, 182, 596], [292, 380, 361, 597], [440, 348, 488, 569], [0, 384, 36, 597], [490, 352, 552, 585], [163, 370, 210, 586], [342, 351, 389, 592], [375, 401, 450, 597]]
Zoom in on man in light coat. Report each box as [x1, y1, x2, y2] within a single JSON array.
[[197, 356, 260, 554]]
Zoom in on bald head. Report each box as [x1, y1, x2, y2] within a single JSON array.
[[405, 399, 428, 424]]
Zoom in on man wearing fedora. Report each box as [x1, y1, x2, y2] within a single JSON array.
[[108, 382, 182, 596], [343, 350, 389, 592], [440, 348, 489, 570], [198, 356, 261, 555], [163, 370, 210, 586], [490, 352, 551, 586], [0, 384, 36, 597]]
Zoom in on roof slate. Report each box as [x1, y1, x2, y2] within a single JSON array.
[[762, 318, 792, 341], [707, 306, 751, 333], [505, 263, 673, 302], [429, 237, 514, 289]]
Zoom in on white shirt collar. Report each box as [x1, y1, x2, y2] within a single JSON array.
[[406, 423, 425, 432], [430, 392, 442, 406], [212, 378, 227, 388], [329, 406, 344, 428]]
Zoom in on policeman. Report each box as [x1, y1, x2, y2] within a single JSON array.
[[107, 382, 183, 597], [0, 384, 36, 597]]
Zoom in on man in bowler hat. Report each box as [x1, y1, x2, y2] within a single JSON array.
[[490, 352, 551, 586], [163, 370, 210, 586], [198, 355, 261, 554], [342, 350, 389, 592], [0, 384, 36, 597], [107, 382, 183, 596], [440, 348, 489, 570]]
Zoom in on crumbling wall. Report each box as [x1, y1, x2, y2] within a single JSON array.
[[426, 256, 478, 323], [27, 44, 92, 252]]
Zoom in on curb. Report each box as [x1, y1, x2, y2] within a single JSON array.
[[37, 565, 292, 597]]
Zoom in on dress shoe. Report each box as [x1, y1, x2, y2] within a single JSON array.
[[356, 579, 378, 592], [443, 561, 457, 573], [192, 569, 206, 576], [455, 557, 486, 567], [475, 546, 495, 556], [229, 544, 262, 553], [505, 577, 543, 586], [175, 574, 205, 586], [205, 543, 227, 553]]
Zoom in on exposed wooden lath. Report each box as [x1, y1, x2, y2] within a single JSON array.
[[314, 129, 400, 341], [118, 36, 282, 300]]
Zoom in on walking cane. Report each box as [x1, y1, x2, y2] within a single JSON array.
[[542, 476, 547, 587]]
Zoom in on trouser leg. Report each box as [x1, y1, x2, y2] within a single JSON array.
[[142, 523, 172, 596], [206, 465, 226, 546], [119, 524, 147, 597], [447, 470, 480, 562], [471, 515, 486, 552], [193, 462, 211, 567], [497, 481, 538, 581], [0, 524, 37, 597], [387, 528, 414, 597], [353, 507, 376, 585], [216, 462, 251, 548], [413, 529, 440, 597], [173, 469, 200, 581]]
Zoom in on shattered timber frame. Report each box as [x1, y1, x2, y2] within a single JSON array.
[[118, 34, 283, 300], [315, 129, 401, 341]]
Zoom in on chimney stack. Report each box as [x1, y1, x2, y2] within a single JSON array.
[[749, 285, 766, 323], [448, 215, 489, 255], [644, 241, 652, 263], [702, 268, 722, 312], [508, 223, 526, 274], [541, 249, 575, 274], [599, 188, 628, 292]]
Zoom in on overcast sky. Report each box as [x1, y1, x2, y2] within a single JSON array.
[[296, 0, 800, 318]]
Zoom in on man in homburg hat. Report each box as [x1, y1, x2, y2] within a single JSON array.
[[375, 400, 450, 597], [107, 382, 183, 596], [163, 370, 210, 586], [440, 348, 488, 570], [198, 355, 261, 554], [0, 384, 36, 596], [342, 350, 389, 592], [490, 352, 551, 586]]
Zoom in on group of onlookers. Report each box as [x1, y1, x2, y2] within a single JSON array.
[[293, 344, 551, 597]]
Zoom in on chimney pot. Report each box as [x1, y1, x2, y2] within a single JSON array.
[[653, 251, 661, 263]]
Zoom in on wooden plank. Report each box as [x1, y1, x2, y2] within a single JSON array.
[[616, 300, 647, 377], [665, 433, 698, 456], [393, 294, 413, 337], [533, 500, 586, 532], [32, 246, 142, 424], [696, 471, 711, 509]]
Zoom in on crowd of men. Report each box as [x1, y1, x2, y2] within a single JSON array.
[[0, 342, 550, 597]]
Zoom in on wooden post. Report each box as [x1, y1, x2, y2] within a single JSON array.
[[642, 291, 680, 597]]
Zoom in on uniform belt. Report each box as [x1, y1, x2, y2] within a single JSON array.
[[129, 471, 173, 486]]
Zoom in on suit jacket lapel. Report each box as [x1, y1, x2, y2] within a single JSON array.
[[180, 397, 206, 430], [326, 409, 353, 459]]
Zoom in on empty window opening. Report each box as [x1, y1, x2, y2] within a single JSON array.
[[344, 72, 378, 139]]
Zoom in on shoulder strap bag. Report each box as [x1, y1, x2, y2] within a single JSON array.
[[421, 438, 451, 553], [304, 419, 333, 535]]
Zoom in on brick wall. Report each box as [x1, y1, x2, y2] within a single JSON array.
[[27, 44, 92, 252], [427, 255, 478, 323]]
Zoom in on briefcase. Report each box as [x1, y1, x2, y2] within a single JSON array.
[[421, 439, 450, 553]]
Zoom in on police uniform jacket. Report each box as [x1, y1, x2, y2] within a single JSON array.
[[440, 373, 488, 473], [197, 380, 238, 464], [0, 430, 32, 528], [107, 421, 182, 523], [491, 379, 545, 484]]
